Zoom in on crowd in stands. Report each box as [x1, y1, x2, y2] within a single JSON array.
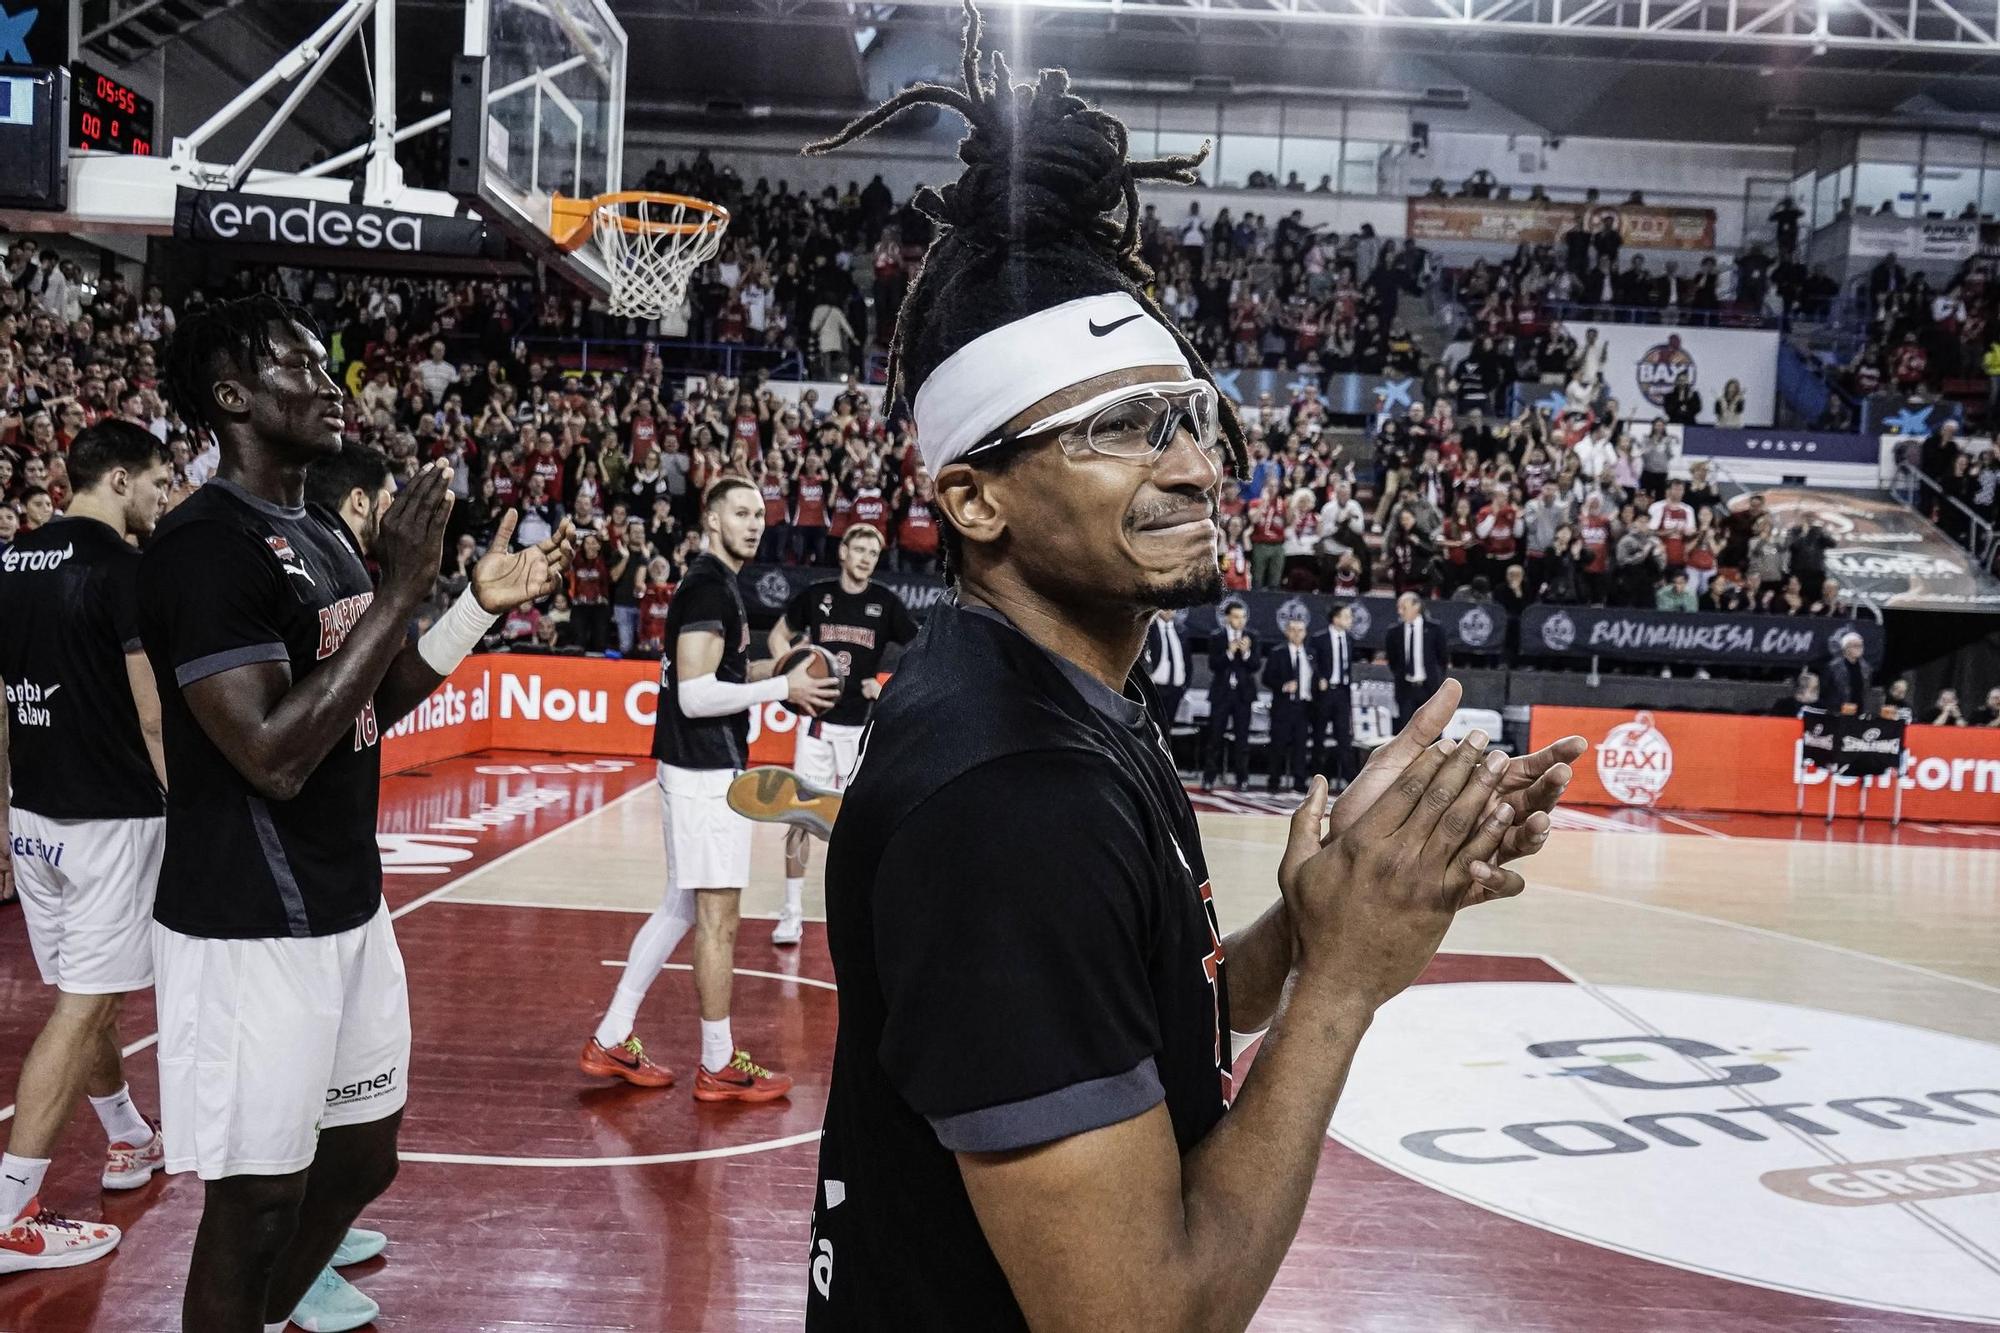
[[0, 149, 1957, 681]]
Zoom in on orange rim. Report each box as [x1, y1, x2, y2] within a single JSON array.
[[549, 191, 730, 252]]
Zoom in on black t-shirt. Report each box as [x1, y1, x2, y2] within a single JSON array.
[[0, 517, 162, 820], [807, 604, 1231, 1329], [780, 580, 919, 726], [138, 479, 384, 939], [650, 552, 752, 771]]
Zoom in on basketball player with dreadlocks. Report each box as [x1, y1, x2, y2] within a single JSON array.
[[799, 7, 1588, 1327], [146, 296, 571, 1333]]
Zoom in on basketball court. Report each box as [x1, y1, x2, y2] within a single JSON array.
[[4, 748, 1996, 1331]]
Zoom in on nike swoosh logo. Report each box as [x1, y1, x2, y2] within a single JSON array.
[[3, 1174, 26, 1184], [42, 685, 57, 697], [1088, 313, 1144, 337]]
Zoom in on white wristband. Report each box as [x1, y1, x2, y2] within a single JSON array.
[[417, 588, 500, 675]]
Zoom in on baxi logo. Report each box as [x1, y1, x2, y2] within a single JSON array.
[[1634, 334, 1696, 407], [1331, 983, 2000, 1324], [1595, 711, 1673, 805]]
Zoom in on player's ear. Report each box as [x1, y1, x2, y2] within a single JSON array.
[[934, 463, 1005, 548]]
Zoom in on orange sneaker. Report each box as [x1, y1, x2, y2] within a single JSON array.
[[694, 1050, 793, 1103], [727, 767, 842, 840], [579, 1036, 674, 1088]]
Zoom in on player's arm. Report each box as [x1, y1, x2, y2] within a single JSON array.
[[163, 467, 455, 802], [765, 614, 800, 662], [679, 625, 837, 714], [953, 742, 1531, 1333], [125, 651, 167, 790]]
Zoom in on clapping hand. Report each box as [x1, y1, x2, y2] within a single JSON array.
[[471, 513, 577, 612]]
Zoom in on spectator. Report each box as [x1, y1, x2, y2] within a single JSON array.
[[1773, 673, 1820, 716], [1884, 677, 1914, 722], [1820, 632, 1872, 713], [415, 340, 458, 406], [1655, 570, 1697, 613], [1713, 378, 1746, 428], [1662, 374, 1702, 426], [1614, 511, 1665, 606], [1972, 686, 2000, 727], [1928, 689, 1966, 726]]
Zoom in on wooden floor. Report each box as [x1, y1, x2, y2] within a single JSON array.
[[3, 750, 1998, 1331]]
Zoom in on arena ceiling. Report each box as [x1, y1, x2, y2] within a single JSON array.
[[132, 1, 2000, 151]]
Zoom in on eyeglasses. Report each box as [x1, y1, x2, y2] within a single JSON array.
[[971, 379, 1225, 471]]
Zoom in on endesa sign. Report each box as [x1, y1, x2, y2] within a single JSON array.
[[380, 655, 804, 775], [1530, 706, 2000, 825]]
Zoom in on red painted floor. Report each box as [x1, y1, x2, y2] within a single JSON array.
[[0, 752, 1989, 1331]]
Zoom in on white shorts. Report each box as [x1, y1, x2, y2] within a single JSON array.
[[152, 901, 411, 1179], [658, 762, 752, 891], [9, 809, 163, 994], [793, 720, 866, 792]]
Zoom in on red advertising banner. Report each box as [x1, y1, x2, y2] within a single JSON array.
[[380, 655, 804, 775], [1529, 706, 2000, 824], [1408, 197, 1717, 251]]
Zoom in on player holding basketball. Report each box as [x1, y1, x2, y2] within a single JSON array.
[[800, 9, 1588, 1326], [583, 477, 839, 1099], [147, 296, 571, 1333], [760, 523, 918, 945], [0, 422, 171, 1275]]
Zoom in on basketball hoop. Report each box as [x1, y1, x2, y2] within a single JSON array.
[[549, 191, 730, 320]]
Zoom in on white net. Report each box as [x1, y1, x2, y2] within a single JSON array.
[[591, 196, 728, 320]]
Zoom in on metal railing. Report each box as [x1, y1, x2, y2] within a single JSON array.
[[510, 337, 808, 383], [1893, 460, 1999, 573]]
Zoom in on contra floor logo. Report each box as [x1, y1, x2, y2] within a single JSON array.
[[1330, 983, 2000, 1323]]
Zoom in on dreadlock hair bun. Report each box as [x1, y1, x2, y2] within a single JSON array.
[[805, 0, 1247, 475]]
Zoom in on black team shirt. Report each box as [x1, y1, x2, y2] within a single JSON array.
[[806, 603, 1231, 1329], [651, 552, 752, 771], [780, 579, 919, 727], [0, 517, 162, 820], [138, 479, 382, 939]]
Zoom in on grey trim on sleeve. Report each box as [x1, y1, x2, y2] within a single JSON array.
[[929, 1057, 1165, 1153], [679, 619, 725, 636], [175, 642, 291, 687], [121, 638, 144, 654]]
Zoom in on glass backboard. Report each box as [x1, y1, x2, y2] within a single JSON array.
[[454, 0, 627, 297]]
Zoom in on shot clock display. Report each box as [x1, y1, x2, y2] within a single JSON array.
[[70, 62, 153, 156]]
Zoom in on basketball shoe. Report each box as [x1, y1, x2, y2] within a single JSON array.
[[694, 1050, 793, 1103], [771, 912, 805, 946], [101, 1117, 165, 1190], [579, 1035, 674, 1088], [0, 1200, 120, 1274], [289, 1265, 381, 1332], [331, 1226, 387, 1267], [727, 767, 842, 840]]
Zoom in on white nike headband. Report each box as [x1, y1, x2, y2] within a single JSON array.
[[910, 291, 1192, 475]]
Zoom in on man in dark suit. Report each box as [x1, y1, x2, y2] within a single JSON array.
[[1260, 617, 1315, 793], [1140, 609, 1190, 740], [1383, 591, 1447, 727], [1820, 632, 1873, 714], [1308, 601, 1359, 790], [1201, 601, 1257, 791]]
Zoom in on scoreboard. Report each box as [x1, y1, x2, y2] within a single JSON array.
[[70, 63, 153, 156]]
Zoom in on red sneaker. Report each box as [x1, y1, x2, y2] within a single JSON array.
[[102, 1117, 165, 1191], [0, 1200, 121, 1274], [579, 1036, 674, 1088], [694, 1050, 793, 1103]]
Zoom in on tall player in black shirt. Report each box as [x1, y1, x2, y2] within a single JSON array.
[[760, 524, 918, 944], [583, 477, 839, 1100], [147, 297, 571, 1333], [0, 421, 171, 1274], [803, 16, 1586, 1328]]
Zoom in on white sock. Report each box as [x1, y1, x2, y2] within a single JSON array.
[[701, 1018, 734, 1073], [783, 877, 804, 917], [594, 901, 695, 1049], [267, 1322, 293, 1333], [0, 1153, 50, 1222], [88, 1084, 152, 1145]]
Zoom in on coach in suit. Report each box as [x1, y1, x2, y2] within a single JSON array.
[[1384, 591, 1447, 728], [1261, 618, 1316, 793], [1141, 610, 1190, 737], [1202, 601, 1257, 790], [1309, 601, 1359, 789], [1820, 631, 1873, 715]]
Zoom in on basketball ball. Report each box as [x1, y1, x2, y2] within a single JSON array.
[[773, 644, 842, 715]]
